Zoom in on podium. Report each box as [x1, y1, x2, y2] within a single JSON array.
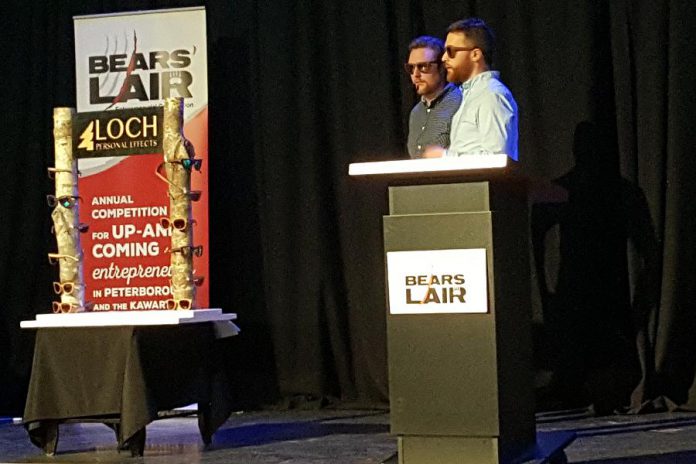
[[349, 156, 573, 464]]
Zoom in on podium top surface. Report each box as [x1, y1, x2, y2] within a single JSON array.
[[348, 155, 508, 177]]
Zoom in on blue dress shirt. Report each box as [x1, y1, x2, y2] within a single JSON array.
[[445, 71, 519, 161]]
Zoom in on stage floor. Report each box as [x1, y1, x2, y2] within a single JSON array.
[[2, 408, 696, 463]]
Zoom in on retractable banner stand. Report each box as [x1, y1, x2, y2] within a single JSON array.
[[73, 7, 209, 311]]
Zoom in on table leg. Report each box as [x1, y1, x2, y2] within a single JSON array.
[[103, 421, 127, 451], [197, 401, 213, 446], [123, 426, 146, 457], [41, 421, 59, 456]]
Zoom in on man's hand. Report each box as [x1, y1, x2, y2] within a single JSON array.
[[422, 146, 446, 158]]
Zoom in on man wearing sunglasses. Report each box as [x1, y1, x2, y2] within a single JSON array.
[[422, 18, 518, 161], [405, 36, 462, 158]]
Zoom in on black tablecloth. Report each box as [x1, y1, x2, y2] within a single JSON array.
[[23, 323, 234, 454]]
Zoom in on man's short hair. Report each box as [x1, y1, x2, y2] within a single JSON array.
[[408, 35, 445, 58], [446, 18, 495, 66]]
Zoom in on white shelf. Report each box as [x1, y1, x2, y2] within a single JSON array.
[[20, 308, 237, 329]]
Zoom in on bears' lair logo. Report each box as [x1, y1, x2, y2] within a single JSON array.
[[87, 32, 195, 108], [404, 274, 467, 304]]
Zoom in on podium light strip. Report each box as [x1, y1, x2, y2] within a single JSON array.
[[348, 154, 508, 176]]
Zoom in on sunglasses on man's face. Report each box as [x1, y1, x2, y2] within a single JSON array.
[[166, 298, 193, 310], [159, 217, 197, 231], [47, 195, 82, 208], [404, 61, 440, 75], [444, 45, 478, 59]]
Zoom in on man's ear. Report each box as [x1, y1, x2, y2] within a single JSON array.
[[472, 48, 484, 63]]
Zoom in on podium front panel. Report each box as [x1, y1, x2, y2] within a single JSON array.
[[383, 181, 535, 462], [385, 211, 499, 436]]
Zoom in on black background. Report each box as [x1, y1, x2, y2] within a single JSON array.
[[1, 0, 695, 415]]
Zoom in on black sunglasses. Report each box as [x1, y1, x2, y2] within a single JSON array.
[[168, 245, 204, 257], [404, 61, 440, 75], [444, 45, 478, 59]]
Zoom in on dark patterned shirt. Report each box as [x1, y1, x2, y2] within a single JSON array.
[[407, 83, 462, 158]]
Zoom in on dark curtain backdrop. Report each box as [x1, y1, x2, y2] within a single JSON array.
[[2, 0, 695, 415]]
